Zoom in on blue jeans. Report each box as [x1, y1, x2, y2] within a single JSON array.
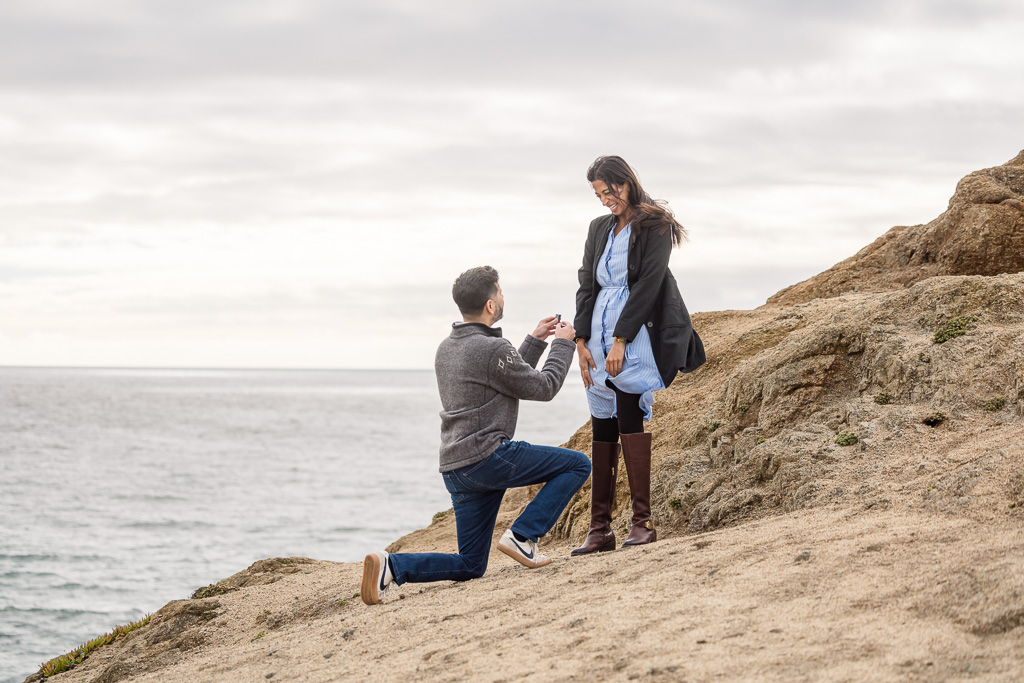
[[388, 440, 591, 585]]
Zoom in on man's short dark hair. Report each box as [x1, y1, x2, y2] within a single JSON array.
[[452, 266, 499, 316]]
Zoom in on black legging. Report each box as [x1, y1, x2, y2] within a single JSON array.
[[591, 382, 644, 442]]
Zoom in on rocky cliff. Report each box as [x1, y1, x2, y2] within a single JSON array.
[[34, 152, 1024, 683], [768, 151, 1024, 305]]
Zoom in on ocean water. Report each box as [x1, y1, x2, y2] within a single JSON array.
[[0, 367, 590, 683]]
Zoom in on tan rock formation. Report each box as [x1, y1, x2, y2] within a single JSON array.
[[769, 150, 1024, 306]]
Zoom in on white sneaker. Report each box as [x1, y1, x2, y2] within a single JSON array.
[[497, 529, 552, 568], [360, 551, 393, 605]]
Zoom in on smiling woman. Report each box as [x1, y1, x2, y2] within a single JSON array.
[[571, 155, 704, 554]]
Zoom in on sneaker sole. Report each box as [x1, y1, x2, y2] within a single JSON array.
[[497, 541, 552, 569], [360, 554, 382, 605]]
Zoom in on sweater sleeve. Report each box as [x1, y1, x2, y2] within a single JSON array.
[[518, 335, 547, 369], [487, 338, 576, 402], [614, 226, 673, 341]]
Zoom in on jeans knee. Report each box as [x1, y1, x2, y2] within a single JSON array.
[[464, 548, 491, 577], [463, 555, 488, 580], [574, 451, 592, 477]]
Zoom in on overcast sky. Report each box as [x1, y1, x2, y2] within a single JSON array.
[[1, 0, 1022, 369]]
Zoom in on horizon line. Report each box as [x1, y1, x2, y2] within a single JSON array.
[[0, 364, 435, 373]]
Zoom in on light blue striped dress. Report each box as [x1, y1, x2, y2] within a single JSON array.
[[585, 224, 665, 421]]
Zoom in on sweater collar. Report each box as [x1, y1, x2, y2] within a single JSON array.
[[451, 321, 503, 338]]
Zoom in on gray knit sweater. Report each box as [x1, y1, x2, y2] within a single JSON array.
[[435, 322, 576, 472]]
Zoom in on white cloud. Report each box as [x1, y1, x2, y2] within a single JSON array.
[[1, 1, 1022, 367]]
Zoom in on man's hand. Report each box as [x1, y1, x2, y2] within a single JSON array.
[[606, 339, 626, 377], [554, 320, 576, 341], [531, 316, 559, 340], [578, 340, 596, 388]]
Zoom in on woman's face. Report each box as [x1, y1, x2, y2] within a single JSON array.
[[592, 179, 630, 217]]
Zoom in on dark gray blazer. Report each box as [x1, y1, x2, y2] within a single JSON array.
[[573, 214, 705, 388]]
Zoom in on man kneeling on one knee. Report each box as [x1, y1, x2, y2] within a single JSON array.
[[361, 265, 590, 605]]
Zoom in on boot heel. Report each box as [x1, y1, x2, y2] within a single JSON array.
[[598, 538, 616, 552]]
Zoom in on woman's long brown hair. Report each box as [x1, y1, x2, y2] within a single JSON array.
[[586, 156, 687, 246]]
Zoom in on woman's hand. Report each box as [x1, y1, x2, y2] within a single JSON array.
[[578, 340, 596, 388], [606, 339, 626, 378]]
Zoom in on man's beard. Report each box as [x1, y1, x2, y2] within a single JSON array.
[[492, 303, 503, 324]]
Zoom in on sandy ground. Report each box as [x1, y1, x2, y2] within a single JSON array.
[[42, 498, 1024, 682]]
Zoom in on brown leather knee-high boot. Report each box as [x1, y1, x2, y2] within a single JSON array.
[[570, 441, 619, 556], [620, 432, 656, 546]]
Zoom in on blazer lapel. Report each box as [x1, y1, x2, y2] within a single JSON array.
[[591, 215, 615, 273]]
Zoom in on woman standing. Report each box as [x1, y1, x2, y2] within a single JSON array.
[[571, 156, 704, 554]]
